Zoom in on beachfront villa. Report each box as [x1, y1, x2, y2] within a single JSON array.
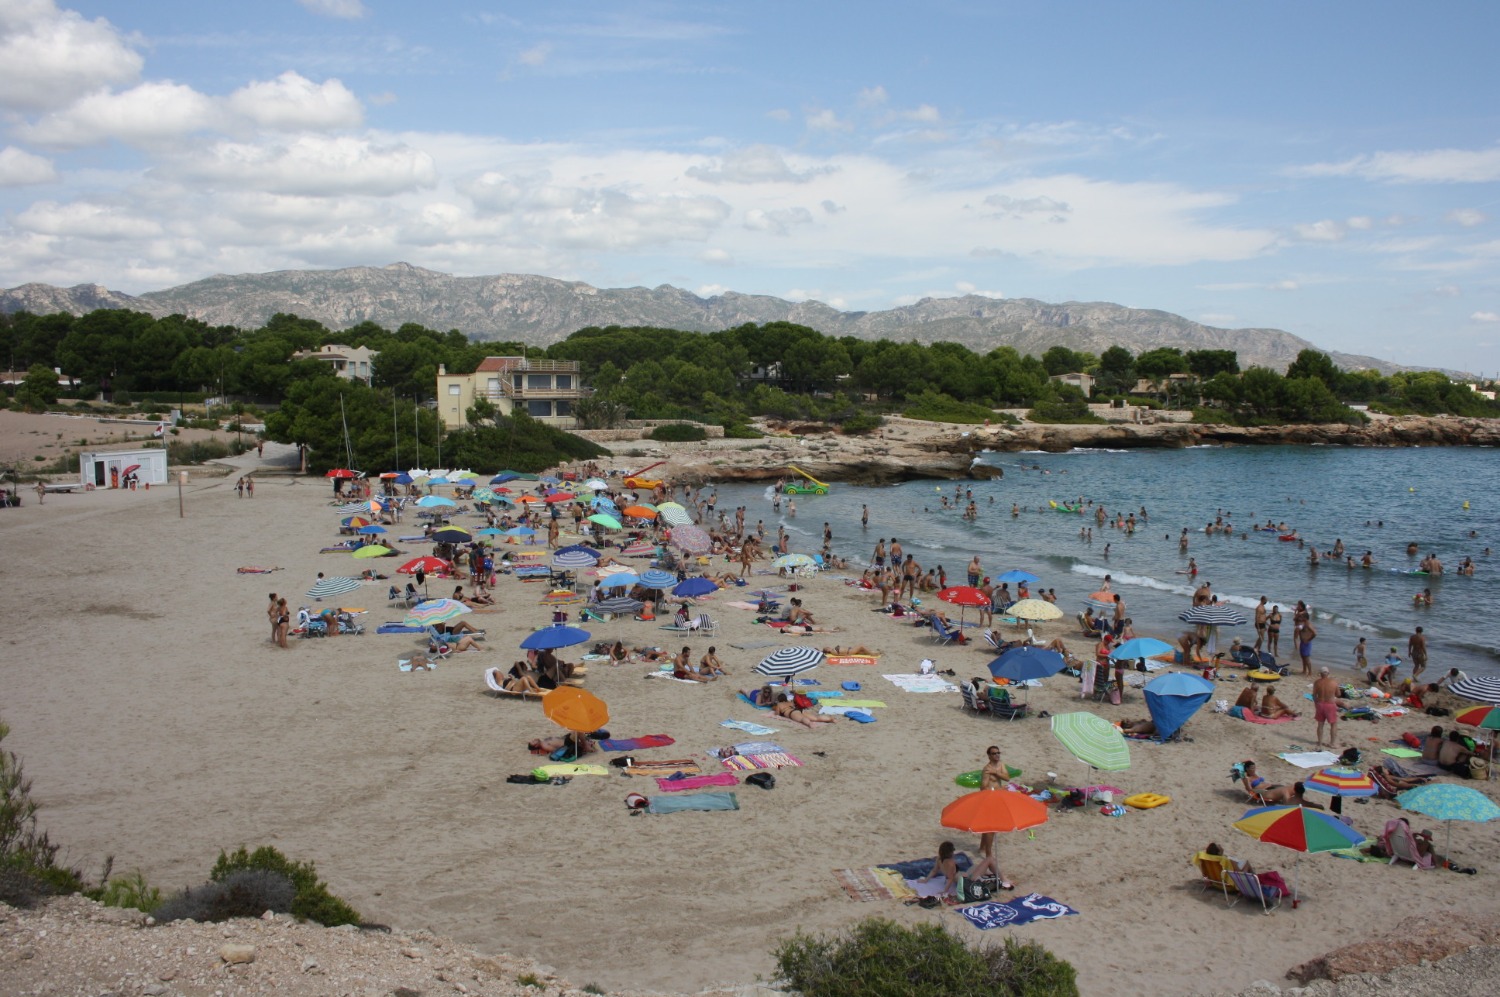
[[1050, 371, 1095, 398], [289, 344, 377, 383], [435, 356, 592, 428]]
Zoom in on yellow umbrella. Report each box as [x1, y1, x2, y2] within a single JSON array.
[[1008, 599, 1063, 622]]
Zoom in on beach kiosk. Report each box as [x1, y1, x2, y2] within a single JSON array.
[[79, 448, 169, 489]]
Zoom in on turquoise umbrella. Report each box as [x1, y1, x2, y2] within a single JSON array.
[[1397, 783, 1500, 861]]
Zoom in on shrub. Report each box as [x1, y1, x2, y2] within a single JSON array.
[[902, 390, 998, 425], [0, 721, 86, 907], [722, 423, 763, 439], [154, 870, 295, 924], [98, 870, 162, 914], [772, 917, 1077, 997], [210, 845, 361, 926], [839, 412, 884, 435], [166, 438, 250, 464], [648, 423, 708, 442]]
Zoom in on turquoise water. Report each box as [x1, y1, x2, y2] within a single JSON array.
[[705, 445, 1500, 679]]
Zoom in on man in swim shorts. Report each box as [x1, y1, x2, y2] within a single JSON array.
[[1298, 620, 1316, 676], [1312, 667, 1340, 749], [1253, 596, 1268, 653]]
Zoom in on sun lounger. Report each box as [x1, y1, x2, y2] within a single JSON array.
[[484, 667, 540, 700]]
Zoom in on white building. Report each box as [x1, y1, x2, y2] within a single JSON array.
[[79, 447, 169, 488], [290, 344, 377, 383]]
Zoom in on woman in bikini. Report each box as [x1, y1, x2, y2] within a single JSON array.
[[1266, 606, 1282, 657], [1259, 689, 1296, 720], [771, 694, 838, 728], [700, 646, 728, 677], [607, 640, 630, 666]]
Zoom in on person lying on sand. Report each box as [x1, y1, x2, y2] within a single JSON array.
[[771, 693, 839, 728], [1260, 780, 1322, 808], [1119, 718, 1157, 736], [822, 645, 880, 656], [528, 732, 596, 756]]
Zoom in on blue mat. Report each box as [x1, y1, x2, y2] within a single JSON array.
[[877, 854, 972, 879], [958, 894, 1079, 930], [377, 623, 425, 634]]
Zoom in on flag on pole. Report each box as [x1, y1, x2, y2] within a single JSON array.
[[153, 422, 166, 438]]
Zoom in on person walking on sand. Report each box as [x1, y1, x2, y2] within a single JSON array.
[[1313, 667, 1340, 748], [246, 476, 254, 498], [1408, 627, 1429, 681]]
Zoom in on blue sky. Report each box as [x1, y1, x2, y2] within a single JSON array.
[[1, 1, 1497, 371]]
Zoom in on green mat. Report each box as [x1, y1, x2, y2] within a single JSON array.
[[834, 700, 887, 708], [1382, 747, 1423, 758]]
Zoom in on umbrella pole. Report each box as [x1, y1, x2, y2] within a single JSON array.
[[1291, 853, 1301, 909]]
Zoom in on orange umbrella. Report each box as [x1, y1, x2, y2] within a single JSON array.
[[940, 790, 1049, 834], [543, 687, 609, 734], [622, 505, 658, 520], [515, 494, 544, 504]]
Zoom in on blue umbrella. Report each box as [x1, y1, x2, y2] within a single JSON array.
[[554, 544, 601, 561], [996, 569, 1039, 584], [539, 475, 561, 485], [394, 472, 413, 485], [520, 625, 592, 650], [553, 549, 598, 569], [490, 473, 519, 485], [503, 526, 535, 537], [988, 646, 1067, 682], [1143, 671, 1215, 740], [1108, 637, 1174, 661], [357, 524, 387, 535], [639, 569, 676, 589], [476, 527, 505, 536], [427, 476, 451, 486], [599, 573, 641, 589], [591, 495, 618, 509], [673, 577, 719, 598]]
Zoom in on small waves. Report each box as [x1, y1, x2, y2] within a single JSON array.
[[1071, 564, 1196, 600]]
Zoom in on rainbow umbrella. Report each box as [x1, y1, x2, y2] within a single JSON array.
[[1232, 804, 1366, 905], [404, 599, 472, 627], [1454, 702, 1500, 782], [1302, 767, 1377, 798]]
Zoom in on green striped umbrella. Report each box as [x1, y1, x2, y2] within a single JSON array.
[[1049, 712, 1131, 771]]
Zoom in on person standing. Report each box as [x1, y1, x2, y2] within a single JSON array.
[[266, 593, 280, 643], [1253, 597, 1268, 653], [1353, 637, 1368, 679], [1298, 617, 1317, 676], [1266, 605, 1282, 658], [873, 538, 886, 568], [889, 537, 903, 564], [967, 555, 982, 588], [1408, 627, 1429, 681], [246, 476, 254, 498], [1313, 667, 1340, 749], [1112, 593, 1126, 637], [861, 504, 869, 528]]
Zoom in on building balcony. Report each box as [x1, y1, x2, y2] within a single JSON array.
[[484, 385, 593, 401]]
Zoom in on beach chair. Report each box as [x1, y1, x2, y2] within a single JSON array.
[[1226, 870, 1282, 914], [986, 687, 1028, 721], [694, 613, 719, 637], [1077, 613, 1104, 638], [1193, 852, 1238, 904], [930, 616, 963, 646], [959, 682, 990, 717], [1383, 819, 1435, 870], [484, 667, 541, 700]]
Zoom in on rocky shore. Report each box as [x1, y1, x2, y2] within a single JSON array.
[[597, 415, 1500, 486]]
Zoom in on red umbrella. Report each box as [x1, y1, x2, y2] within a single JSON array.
[[544, 492, 576, 504], [325, 468, 357, 478], [937, 585, 989, 628], [397, 556, 450, 575]]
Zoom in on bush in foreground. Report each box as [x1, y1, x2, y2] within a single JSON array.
[[772, 917, 1078, 997], [648, 422, 708, 442], [0, 721, 86, 908], [154, 870, 295, 923], [210, 846, 361, 926]]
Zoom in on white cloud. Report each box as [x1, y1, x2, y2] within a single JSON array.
[[901, 104, 941, 123], [983, 193, 1070, 220], [16, 198, 162, 240], [1347, 216, 1373, 230], [227, 72, 363, 131], [700, 248, 732, 264], [744, 206, 813, 236], [1472, 311, 1500, 323], [686, 146, 832, 185], [518, 43, 551, 67], [1296, 145, 1500, 183], [0, 0, 142, 111], [22, 81, 216, 147], [1292, 219, 1345, 242], [765, 108, 790, 121], [1270, 279, 1300, 291], [0, 145, 56, 185], [1434, 284, 1461, 297], [165, 135, 438, 197], [953, 281, 1002, 298], [857, 85, 887, 107], [1447, 208, 1487, 228], [297, 0, 367, 19], [820, 199, 844, 214], [696, 282, 728, 296], [805, 108, 851, 132]]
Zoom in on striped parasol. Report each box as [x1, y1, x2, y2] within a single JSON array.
[[620, 541, 656, 557], [597, 595, 644, 615], [1178, 604, 1247, 626], [539, 589, 584, 605], [404, 599, 472, 627], [657, 503, 694, 526], [754, 646, 825, 679], [1450, 675, 1500, 706], [672, 525, 712, 554], [1050, 712, 1131, 771], [306, 576, 363, 599], [639, 569, 676, 589], [553, 549, 599, 569]]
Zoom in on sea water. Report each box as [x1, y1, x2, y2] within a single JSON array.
[[702, 446, 1500, 680]]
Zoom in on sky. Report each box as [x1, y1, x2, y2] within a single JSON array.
[[0, 1, 1498, 372]]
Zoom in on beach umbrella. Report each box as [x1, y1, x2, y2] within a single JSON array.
[[639, 569, 676, 589], [539, 589, 584, 605], [520, 624, 592, 650], [416, 495, 456, 508], [1397, 783, 1500, 862], [671, 525, 712, 554], [598, 572, 641, 590], [351, 545, 392, 559], [543, 686, 610, 737], [325, 468, 357, 478], [397, 556, 449, 575], [395, 473, 414, 485], [588, 513, 623, 530], [622, 505, 658, 520], [1178, 605, 1247, 627], [1302, 767, 1377, 798], [584, 478, 608, 491], [620, 541, 656, 557], [306, 576, 363, 600], [1085, 590, 1117, 611], [340, 515, 370, 529], [1454, 698, 1500, 782], [1109, 637, 1174, 661], [431, 527, 472, 544], [1142, 672, 1216, 740], [772, 553, 815, 570], [545, 491, 576, 504], [590, 495, 618, 510], [1050, 712, 1131, 771], [1454, 704, 1500, 730], [503, 526, 536, 537], [515, 494, 544, 505], [477, 527, 505, 536], [754, 646, 825, 679], [1008, 599, 1063, 622], [451, 469, 478, 480], [597, 595, 643, 615], [554, 543, 601, 560], [1450, 676, 1500, 706], [471, 487, 496, 502], [357, 524, 387, 535], [539, 475, 561, 485], [939, 585, 989, 607], [988, 646, 1067, 687], [996, 570, 1040, 585], [673, 577, 718, 598], [658, 504, 694, 527], [405, 599, 472, 627], [941, 790, 1049, 834], [552, 549, 598, 570], [1232, 805, 1366, 905]]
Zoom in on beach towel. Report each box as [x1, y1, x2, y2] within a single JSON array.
[[725, 601, 760, 610], [819, 705, 876, 719], [877, 854, 973, 879], [721, 752, 802, 770], [883, 674, 958, 693], [534, 763, 608, 778], [1382, 747, 1424, 758], [1276, 751, 1340, 768], [622, 760, 702, 777], [721, 719, 779, 735], [1242, 711, 1298, 724], [736, 692, 773, 711], [397, 658, 437, 672], [655, 772, 739, 792], [646, 792, 738, 814], [731, 741, 785, 754], [831, 700, 887, 709], [597, 735, 676, 752], [806, 690, 843, 699], [1383, 758, 1443, 778], [833, 868, 896, 902], [843, 711, 877, 723], [958, 894, 1079, 930], [377, 623, 426, 634], [236, 566, 281, 574], [826, 654, 880, 666]]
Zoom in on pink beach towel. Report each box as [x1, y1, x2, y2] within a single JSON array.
[[655, 772, 739, 792], [1242, 711, 1298, 725]]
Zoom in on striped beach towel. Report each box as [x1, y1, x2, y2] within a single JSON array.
[[721, 751, 802, 770]]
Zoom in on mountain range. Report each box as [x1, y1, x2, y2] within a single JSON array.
[[0, 262, 1405, 373]]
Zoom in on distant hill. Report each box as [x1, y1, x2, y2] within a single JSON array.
[[1, 262, 1405, 373]]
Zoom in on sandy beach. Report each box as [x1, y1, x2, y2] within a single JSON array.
[[2, 443, 1498, 996]]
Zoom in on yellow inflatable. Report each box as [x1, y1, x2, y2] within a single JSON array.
[[1123, 792, 1170, 809]]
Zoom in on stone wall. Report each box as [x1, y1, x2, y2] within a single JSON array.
[[573, 421, 724, 442]]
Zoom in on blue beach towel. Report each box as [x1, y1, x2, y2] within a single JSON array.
[[377, 623, 426, 634], [647, 792, 739, 814], [878, 854, 972, 879], [844, 710, 877, 723], [958, 894, 1079, 930]]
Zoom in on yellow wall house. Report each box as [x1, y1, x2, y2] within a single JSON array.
[[436, 357, 591, 429]]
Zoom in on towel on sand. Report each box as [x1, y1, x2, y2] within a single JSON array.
[[1241, 711, 1298, 724], [622, 760, 701, 777], [958, 894, 1079, 930], [721, 752, 801, 770], [1276, 751, 1340, 768], [721, 719, 779, 735], [647, 792, 738, 814], [884, 674, 958, 693], [655, 772, 738, 792], [597, 734, 676, 751]]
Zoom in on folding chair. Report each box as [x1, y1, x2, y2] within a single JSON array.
[[1226, 870, 1282, 914], [959, 682, 990, 717], [694, 613, 719, 637], [986, 687, 1029, 721], [930, 617, 961, 646], [1193, 853, 1237, 905]]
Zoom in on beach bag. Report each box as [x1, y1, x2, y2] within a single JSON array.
[[1109, 687, 1121, 706], [1472, 757, 1490, 778], [1064, 789, 1086, 808], [956, 876, 991, 903], [746, 772, 776, 790], [792, 693, 815, 710]]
